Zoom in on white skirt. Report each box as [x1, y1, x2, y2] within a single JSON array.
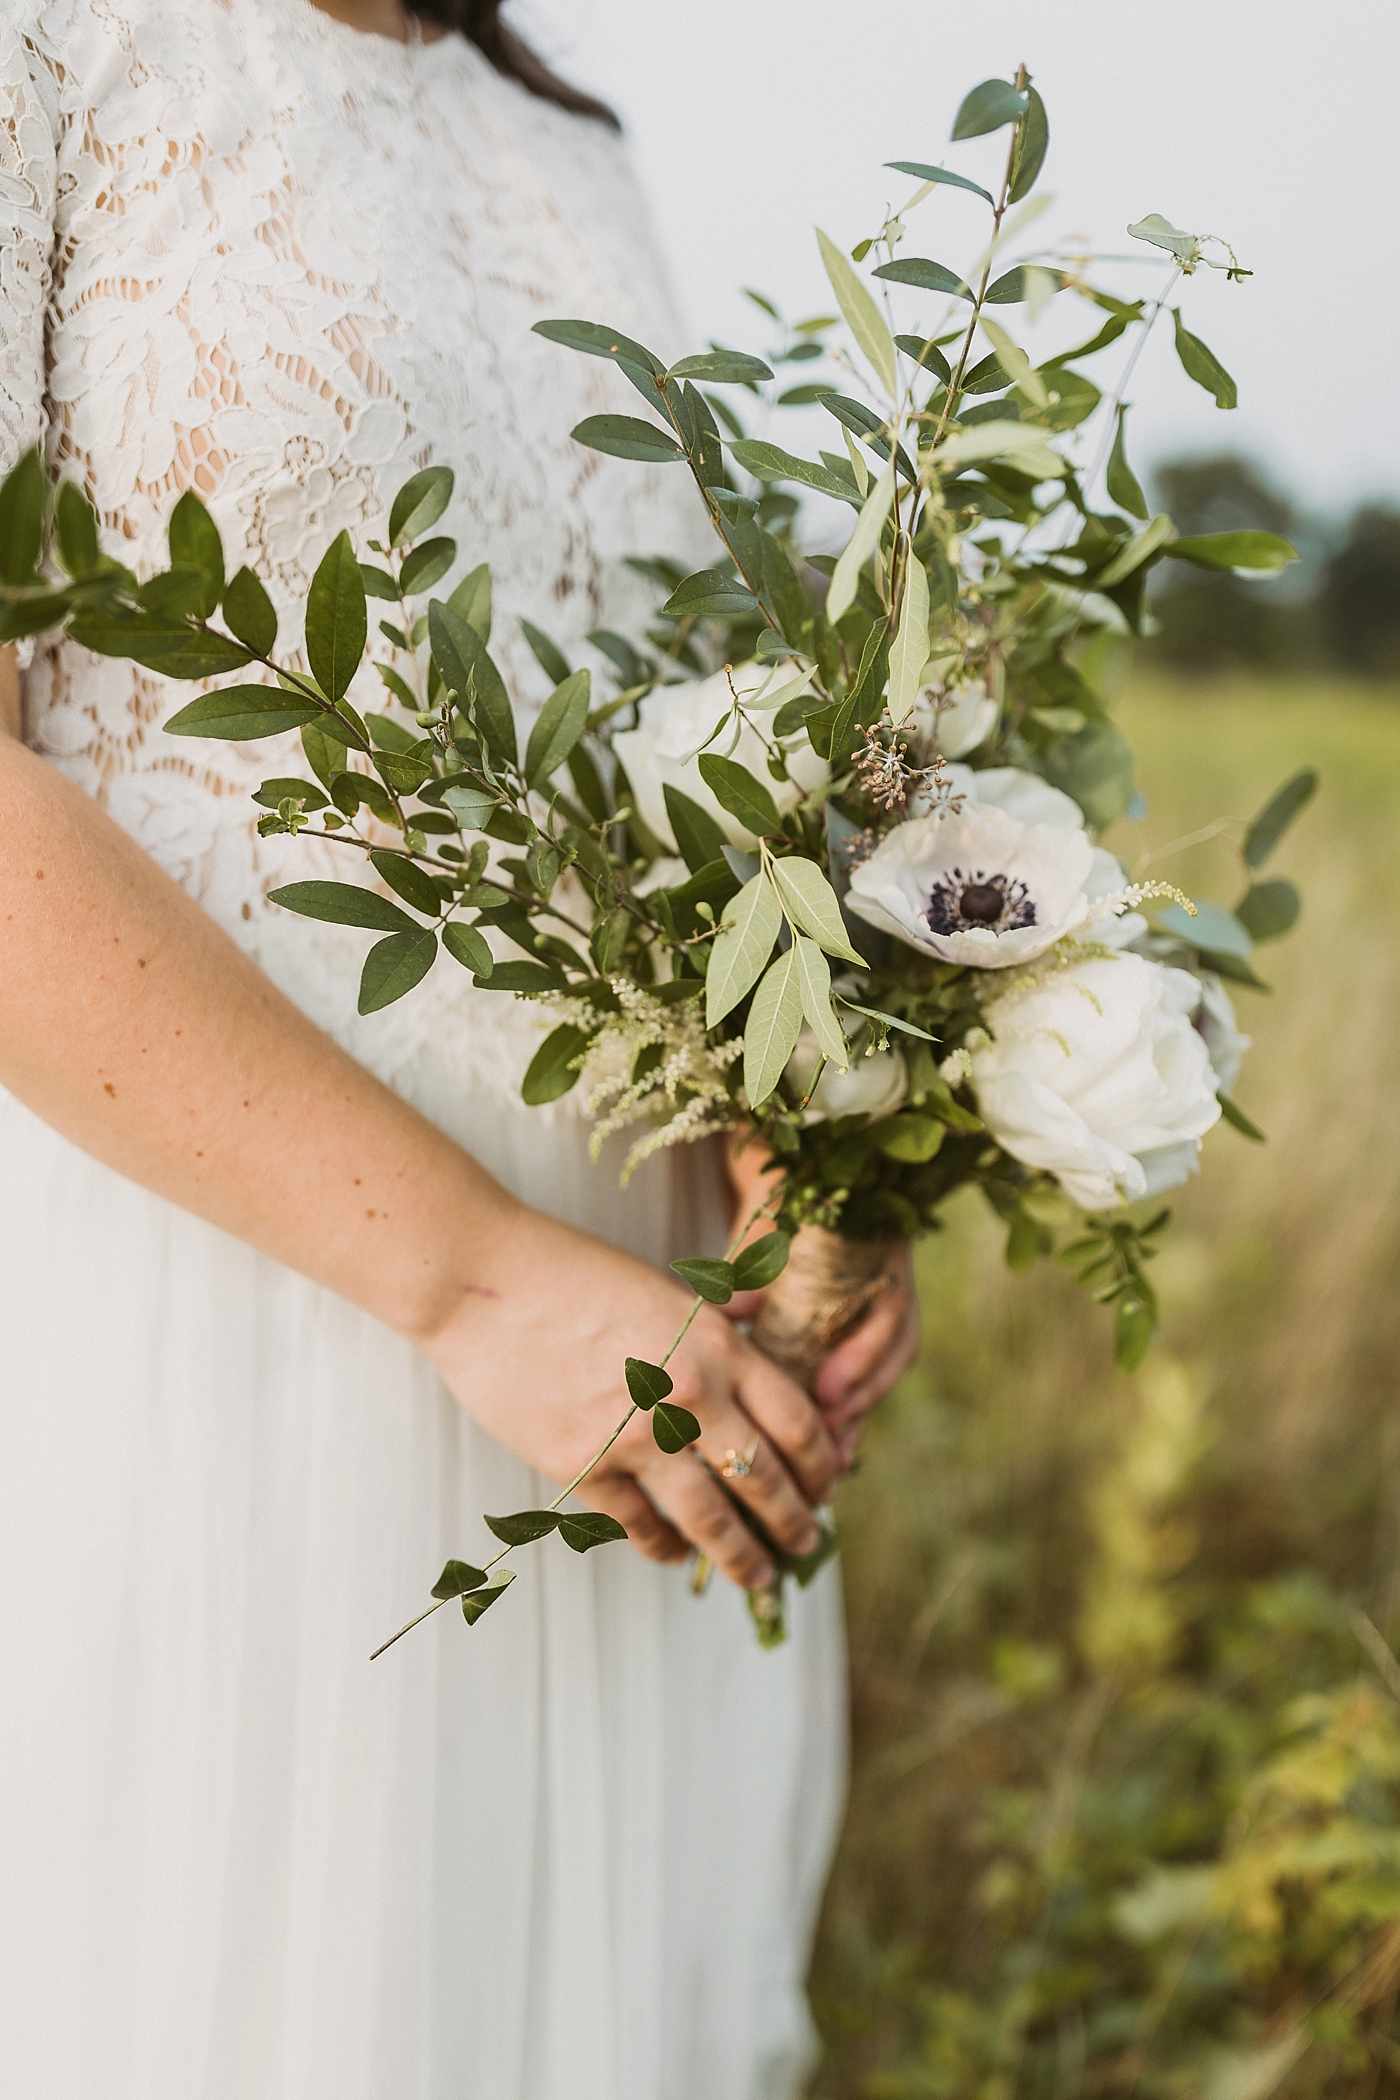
[[0, 1052, 846, 2100]]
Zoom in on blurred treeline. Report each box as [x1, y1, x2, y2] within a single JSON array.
[[1146, 457, 1400, 678], [812, 677, 1400, 2098]]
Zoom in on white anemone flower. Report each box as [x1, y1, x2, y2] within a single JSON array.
[[846, 789, 1096, 968], [786, 1029, 908, 1124], [969, 953, 1222, 1210], [612, 662, 828, 851]]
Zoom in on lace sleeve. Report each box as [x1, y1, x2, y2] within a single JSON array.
[[0, 6, 57, 473]]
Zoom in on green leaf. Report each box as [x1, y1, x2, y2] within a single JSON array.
[[305, 530, 367, 704], [570, 414, 684, 464], [368, 848, 441, 917], [706, 871, 782, 1025], [0, 447, 48, 584], [727, 439, 853, 502], [1114, 1294, 1155, 1373], [532, 317, 662, 374], [251, 775, 329, 812], [460, 1575, 515, 1623], [1163, 531, 1297, 573], [667, 350, 773, 384], [400, 535, 456, 596], [1172, 308, 1237, 409], [625, 1357, 674, 1410], [743, 947, 805, 1108], [697, 753, 781, 839], [933, 422, 1064, 479], [1159, 899, 1253, 960], [663, 783, 729, 873], [652, 1401, 702, 1454], [270, 880, 417, 932], [473, 959, 567, 994], [357, 927, 439, 1013], [894, 335, 954, 383], [792, 935, 849, 1069], [1092, 513, 1176, 589], [816, 228, 897, 396], [388, 465, 454, 548], [884, 160, 994, 205], [428, 598, 517, 767], [1219, 1093, 1267, 1142], [838, 1000, 938, 1042], [167, 490, 224, 616], [54, 479, 101, 579], [164, 685, 321, 740], [952, 78, 1028, 139], [448, 560, 491, 643], [1004, 1204, 1049, 1269], [521, 616, 570, 686], [1244, 768, 1318, 868], [887, 551, 930, 727], [431, 1559, 487, 1599], [873, 1113, 945, 1164], [672, 1256, 736, 1304], [872, 257, 971, 301], [222, 566, 278, 655], [827, 460, 896, 625], [768, 855, 863, 965], [557, 1511, 628, 1553], [441, 921, 494, 976], [1106, 406, 1149, 520], [70, 619, 252, 681], [525, 668, 591, 788], [485, 1509, 560, 1545], [441, 783, 500, 830], [1008, 86, 1049, 201], [521, 1022, 588, 1105], [661, 570, 760, 618], [1129, 213, 1201, 265], [732, 1232, 791, 1291], [359, 562, 399, 602], [1235, 877, 1300, 943], [0, 584, 78, 643]]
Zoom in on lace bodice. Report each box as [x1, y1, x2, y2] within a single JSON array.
[[0, 0, 706, 1091]]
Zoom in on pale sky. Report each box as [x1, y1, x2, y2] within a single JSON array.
[[516, 0, 1399, 520]]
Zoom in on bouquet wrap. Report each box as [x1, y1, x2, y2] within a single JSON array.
[[749, 1226, 896, 1389]]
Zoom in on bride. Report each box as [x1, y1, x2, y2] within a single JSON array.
[[0, 1, 918, 2092]]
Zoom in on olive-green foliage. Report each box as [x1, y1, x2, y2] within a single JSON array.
[[813, 677, 1400, 2099]]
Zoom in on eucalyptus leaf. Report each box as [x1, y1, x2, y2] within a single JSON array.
[[652, 1401, 702, 1455], [1172, 309, 1237, 410], [1243, 769, 1318, 868], [461, 1577, 514, 1624], [357, 926, 438, 1013], [1235, 878, 1300, 943], [732, 1232, 792, 1290], [164, 686, 321, 740], [1008, 86, 1050, 201], [525, 669, 591, 787], [1159, 899, 1253, 961], [894, 335, 953, 383], [706, 872, 782, 1026], [743, 947, 805, 1108], [816, 228, 897, 395], [1163, 532, 1296, 573], [484, 1510, 560, 1546], [388, 464, 454, 548], [625, 1357, 674, 1410], [667, 350, 773, 384], [521, 1023, 588, 1105], [872, 257, 971, 301], [727, 439, 853, 502], [792, 936, 849, 1070], [557, 1511, 628, 1553], [571, 415, 684, 464], [1128, 213, 1201, 265], [532, 317, 662, 375], [431, 1560, 487, 1600], [826, 461, 896, 625], [884, 161, 994, 206], [672, 1257, 736, 1305], [952, 78, 1028, 139], [1106, 406, 1149, 520]]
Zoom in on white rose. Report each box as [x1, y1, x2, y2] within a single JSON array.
[[969, 953, 1222, 1210], [612, 662, 828, 852], [846, 786, 1096, 968], [909, 679, 999, 759], [786, 1028, 908, 1123], [1193, 971, 1250, 1095]]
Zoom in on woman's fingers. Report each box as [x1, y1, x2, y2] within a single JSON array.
[[812, 1246, 918, 1414], [581, 1474, 688, 1565], [733, 1345, 841, 1505], [640, 1451, 776, 1589]]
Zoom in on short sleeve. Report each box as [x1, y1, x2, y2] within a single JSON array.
[[0, 9, 59, 475]]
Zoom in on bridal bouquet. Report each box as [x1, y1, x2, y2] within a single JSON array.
[[1, 66, 1313, 1644]]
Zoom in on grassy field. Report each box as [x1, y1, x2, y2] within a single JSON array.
[[811, 677, 1400, 2099]]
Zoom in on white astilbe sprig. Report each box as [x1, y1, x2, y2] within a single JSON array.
[[1085, 878, 1196, 925], [543, 980, 742, 1184]]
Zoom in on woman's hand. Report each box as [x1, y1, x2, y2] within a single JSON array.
[[418, 1202, 841, 1592], [723, 1127, 921, 1469]]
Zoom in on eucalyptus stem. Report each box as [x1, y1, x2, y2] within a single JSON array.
[[929, 65, 1028, 456]]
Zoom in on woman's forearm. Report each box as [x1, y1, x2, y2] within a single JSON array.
[[0, 657, 519, 1344]]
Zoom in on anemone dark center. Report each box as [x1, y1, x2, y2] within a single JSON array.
[[924, 867, 1037, 938]]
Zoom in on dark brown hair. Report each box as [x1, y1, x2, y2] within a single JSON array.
[[411, 0, 620, 129]]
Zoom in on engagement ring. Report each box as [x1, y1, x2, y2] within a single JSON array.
[[720, 1441, 760, 1480]]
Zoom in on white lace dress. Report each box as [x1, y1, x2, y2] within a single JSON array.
[[0, 6, 846, 2095]]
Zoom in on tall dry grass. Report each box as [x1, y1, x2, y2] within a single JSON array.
[[811, 677, 1400, 2098]]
